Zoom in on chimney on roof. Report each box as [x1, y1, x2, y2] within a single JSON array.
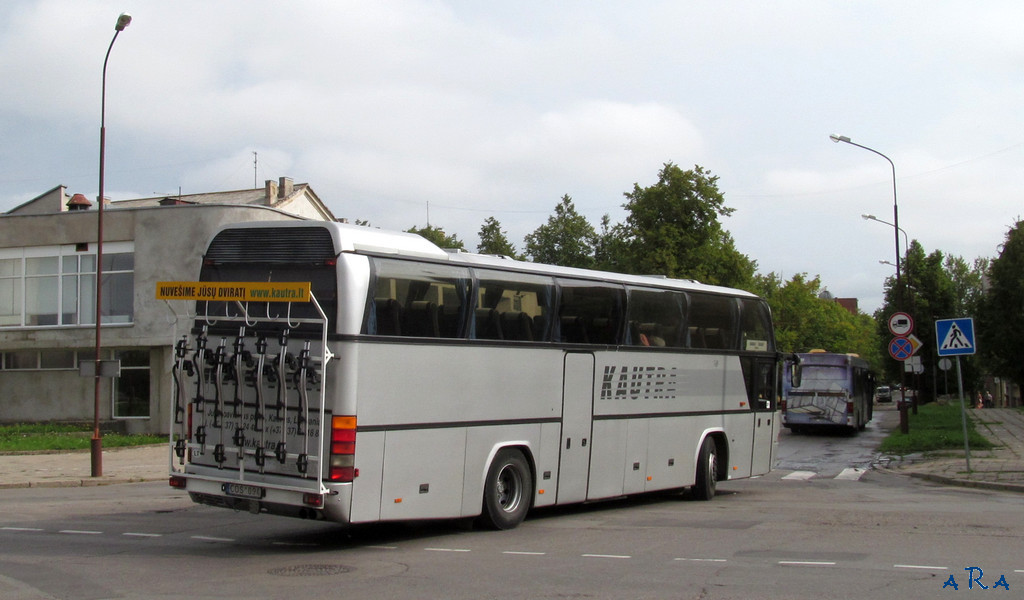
[[66, 193, 93, 211], [278, 176, 293, 199], [265, 179, 278, 205]]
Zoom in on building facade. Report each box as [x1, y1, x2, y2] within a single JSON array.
[[0, 178, 335, 434]]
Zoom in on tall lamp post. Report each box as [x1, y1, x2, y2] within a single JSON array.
[[830, 134, 909, 433], [92, 12, 132, 477], [862, 214, 909, 252]]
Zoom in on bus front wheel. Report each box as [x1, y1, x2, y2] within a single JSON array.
[[479, 448, 533, 530], [692, 437, 718, 501]]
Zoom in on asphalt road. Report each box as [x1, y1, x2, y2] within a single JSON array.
[[2, 411, 1022, 600]]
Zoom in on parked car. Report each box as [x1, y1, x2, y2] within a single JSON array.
[[876, 385, 892, 403]]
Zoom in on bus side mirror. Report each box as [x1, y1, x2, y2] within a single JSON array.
[[789, 356, 802, 388]]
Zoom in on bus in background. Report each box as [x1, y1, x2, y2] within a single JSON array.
[[167, 221, 782, 530], [781, 351, 874, 434]]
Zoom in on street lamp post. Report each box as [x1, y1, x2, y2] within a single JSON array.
[[92, 12, 132, 477], [862, 213, 909, 251], [831, 133, 909, 434]]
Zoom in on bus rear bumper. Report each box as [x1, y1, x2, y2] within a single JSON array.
[[171, 471, 352, 522]]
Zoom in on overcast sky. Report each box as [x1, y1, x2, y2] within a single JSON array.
[[2, 1, 1022, 314]]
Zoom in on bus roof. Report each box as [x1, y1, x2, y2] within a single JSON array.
[[212, 220, 759, 299]]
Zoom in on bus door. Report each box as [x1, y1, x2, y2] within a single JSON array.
[[748, 356, 779, 475], [558, 352, 595, 504]]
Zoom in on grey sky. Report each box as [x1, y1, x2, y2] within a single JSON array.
[[3, 1, 1022, 313]]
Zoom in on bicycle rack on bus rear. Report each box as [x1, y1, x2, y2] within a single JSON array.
[[165, 292, 334, 495]]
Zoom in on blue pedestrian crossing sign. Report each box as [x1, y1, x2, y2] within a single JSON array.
[[936, 318, 976, 356]]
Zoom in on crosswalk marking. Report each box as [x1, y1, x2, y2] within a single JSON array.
[[835, 467, 866, 480], [781, 471, 816, 480], [781, 468, 868, 482]]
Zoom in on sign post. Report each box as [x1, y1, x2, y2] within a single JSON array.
[[887, 312, 915, 434], [936, 318, 977, 472]]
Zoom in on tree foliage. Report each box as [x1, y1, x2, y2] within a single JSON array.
[[477, 217, 519, 258], [617, 163, 756, 288], [406, 224, 465, 250], [979, 219, 1024, 391], [524, 195, 598, 268], [753, 272, 880, 370]]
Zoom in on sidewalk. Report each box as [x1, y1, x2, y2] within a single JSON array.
[[0, 443, 168, 489], [1, 409, 1024, 492]]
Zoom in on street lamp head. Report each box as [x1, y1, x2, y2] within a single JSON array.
[[829, 134, 851, 144], [115, 13, 132, 31], [862, 214, 876, 221]]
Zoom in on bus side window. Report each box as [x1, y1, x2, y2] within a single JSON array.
[[474, 270, 555, 342], [739, 298, 775, 352], [556, 281, 625, 345], [364, 259, 469, 338], [625, 287, 683, 347], [687, 292, 738, 351]]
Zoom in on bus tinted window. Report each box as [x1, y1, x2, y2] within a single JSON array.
[[365, 259, 469, 338], [556, 280, 624, 345], [626, 287, 684, 347], [474, 270, 555, 341], [739, 298, 775, 352], [686, 292, 737, 350]]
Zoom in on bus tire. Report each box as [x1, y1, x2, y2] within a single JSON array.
[[692, 437, 718, 501], [478, 448, 532, 530]]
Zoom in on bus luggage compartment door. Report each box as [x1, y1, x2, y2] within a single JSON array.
[[557, 352, 595, 504]]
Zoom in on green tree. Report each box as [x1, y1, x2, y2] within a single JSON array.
[[979, 219, 1024, 392], [524, 195, 597, 268], [477, 217, 519, 258], [618, 163, 755, 288], [406, 224, 465, 250], [875, 240, 960, 400], [753, 272, 880, 371]]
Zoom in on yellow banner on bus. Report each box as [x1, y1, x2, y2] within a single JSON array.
[[156, 281, 311, 303]]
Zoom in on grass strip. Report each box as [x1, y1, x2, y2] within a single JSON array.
[[0, 423, 164, 452], [880, 401, 994, 455]]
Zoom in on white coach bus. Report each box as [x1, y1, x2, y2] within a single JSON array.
[[167, 221, 781, 529]]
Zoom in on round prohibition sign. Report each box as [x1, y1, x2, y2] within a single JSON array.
[[889, 337, 914, 361]]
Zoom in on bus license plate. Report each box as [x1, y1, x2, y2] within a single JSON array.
[[223, 483, 264, 500]]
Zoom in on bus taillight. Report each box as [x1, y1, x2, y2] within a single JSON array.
[[329, 415, 357, 482]]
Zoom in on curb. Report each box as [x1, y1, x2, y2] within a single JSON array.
[[0, 475, 165, 490], [905, 471, 1024, 494]]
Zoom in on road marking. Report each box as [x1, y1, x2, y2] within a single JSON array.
[[503, 551, 546, 556], [782, 471, 816, 480], [895, 564, 948, 570], [2, 527, 44, 532], [425, 547, 471, 553], [192, 535, 234, 542], [835, 468, 867, 481], [59, 530, 102, 535], [123, 532, 162, 538], [582, 554, 631, 559], [366, 545, 398, 550], [779, 561, 836, 566], [674, 558, 727, 563]]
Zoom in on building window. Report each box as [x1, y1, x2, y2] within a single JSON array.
[[113, 349, 150, 418], [0, 243, 134, 328], [0, 349, 90, 370]]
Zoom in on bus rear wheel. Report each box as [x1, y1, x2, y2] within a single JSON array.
[[692, 437, 718, 501], [478, 448, 533, 530]]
